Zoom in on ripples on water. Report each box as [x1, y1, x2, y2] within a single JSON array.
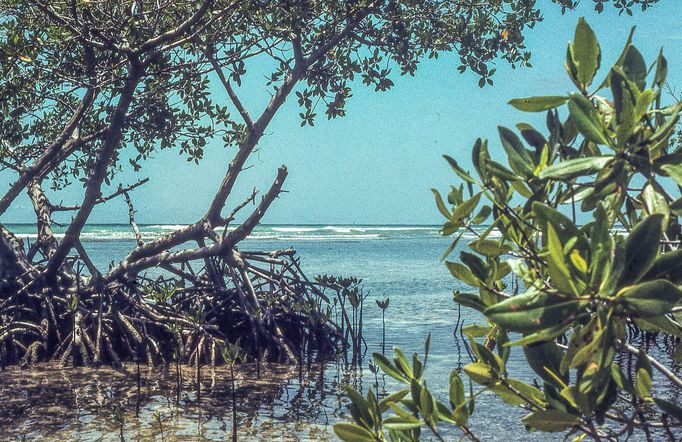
[[1, 225, 680, 440]]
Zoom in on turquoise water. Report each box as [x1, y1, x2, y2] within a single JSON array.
[[2, 224, 677, 440]]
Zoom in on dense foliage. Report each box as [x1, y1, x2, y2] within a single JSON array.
[[2, 0, 628, 368], [337, 18, 682, 441]]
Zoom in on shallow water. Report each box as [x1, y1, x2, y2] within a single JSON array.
[[2, 225, 682, 440]]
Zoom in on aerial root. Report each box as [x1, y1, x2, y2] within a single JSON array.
[[0, 249, 343, 367]]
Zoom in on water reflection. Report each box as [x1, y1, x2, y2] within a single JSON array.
[[1, 333, 682, 440], [0, 360, 355, 441]]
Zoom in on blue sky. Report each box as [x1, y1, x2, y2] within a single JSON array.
[[3, 2, 681, 225]]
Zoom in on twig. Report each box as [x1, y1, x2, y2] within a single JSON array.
[[123, 189, 144, 247], [52, 178, 149, 211]]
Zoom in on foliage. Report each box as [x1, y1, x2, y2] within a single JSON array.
[[337, 17, 682, 441], [2, 0, 654, 369], [3, 0, 545, 189], [0, 0, 659, 188]]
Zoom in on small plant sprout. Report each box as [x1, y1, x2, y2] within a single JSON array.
[[112, 405, 125, 442], [221, 340, 246, 442], [153, 411, 165, 442], [375, 298, 390, 355], [368, 360, 379, 394]]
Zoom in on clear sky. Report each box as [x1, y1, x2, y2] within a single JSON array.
[[3, 2, 681, 225]]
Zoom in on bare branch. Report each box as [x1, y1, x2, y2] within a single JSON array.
[[74, 241, 101, 278], [26, 179, 57, 259], [136, 0, 212, 56], [106, 166, 287, 280], [621, 341, 682, 390], [47, 60, 145, 277], [222, 188, 258, 235], [52, 178, 149, 212], [123, 190, 144, 247]]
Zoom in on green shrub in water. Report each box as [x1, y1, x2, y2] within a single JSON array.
[[337, 17, 682, 441]]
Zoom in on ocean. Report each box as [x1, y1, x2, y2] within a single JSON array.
[[1, 224, 671, 440]]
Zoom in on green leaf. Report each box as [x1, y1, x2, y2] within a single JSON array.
[[452, 192, 482, 224], [522, 409, 580, 432], [615, 214, 664, 287], [432, 189, 450, 219], [443, 155, 478, 184], [573, 17, 601, 88], [453, 292, 486, 313], [472, 342, 505, 375], [472, 138, 490, 180], [464, 362, 495, 385], [486, 160, 521, 181], [609, 67, 630, 125], [635, 368, 652, 400], [343, 385, 373, 428], [545, 223, 579, 296], [635, 316, 682, 338], [393, 348, 414, 379], [539, 156, 613, 180], [533, 202, 589, 251], [517, 123, 548, 150], [419, 384, 436, 423], [620, 280, 682, 318], [498, 126, 534, 177], [653, 50, 668, 88], [568, 325, 604, 368], [568, 92, 610, 146], [489, 379, 545, 407], [661, 163, 682, 187], [453, 403, 469, 426], [495, 261, 512, 280], [508, 323, 571, 347], [461, 324, 491, 338], [642, 183, 669, 216], [449, 370, 466, 408], [565, 42, 579, 85], [650, 108, 680, 144], [622, 44, 647, 91], [383, 417, 421, 431], [643, 249, 682, 284], [634, 88, 655, 123], [594, 26, 636, 92], [379, 389, 409, 412], [460, 251, 488, 282], [469, 239, 510, 257], [653, 398, 682, 421], [472, 205, 492, 225], [446, 262, 480, 287], [524, 341, 568, 386], [484, 291, 584, 333], [333, 423, 376, 442], [373, 353, 406, 382], [388, 402, 419, 422], [508, 96, 568, 112], [611, 363, 634, 394]]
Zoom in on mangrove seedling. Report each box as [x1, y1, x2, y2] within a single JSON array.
[[112, 405, 125, 442], [153, 411, 165, 442], [221, 340, 246, 442], [375, 298, 390, 355]]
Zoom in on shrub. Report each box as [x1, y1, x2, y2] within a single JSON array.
[[336, 17, 682, 441]]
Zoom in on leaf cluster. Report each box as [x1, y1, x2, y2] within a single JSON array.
[[338, 16, 682, 441]]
